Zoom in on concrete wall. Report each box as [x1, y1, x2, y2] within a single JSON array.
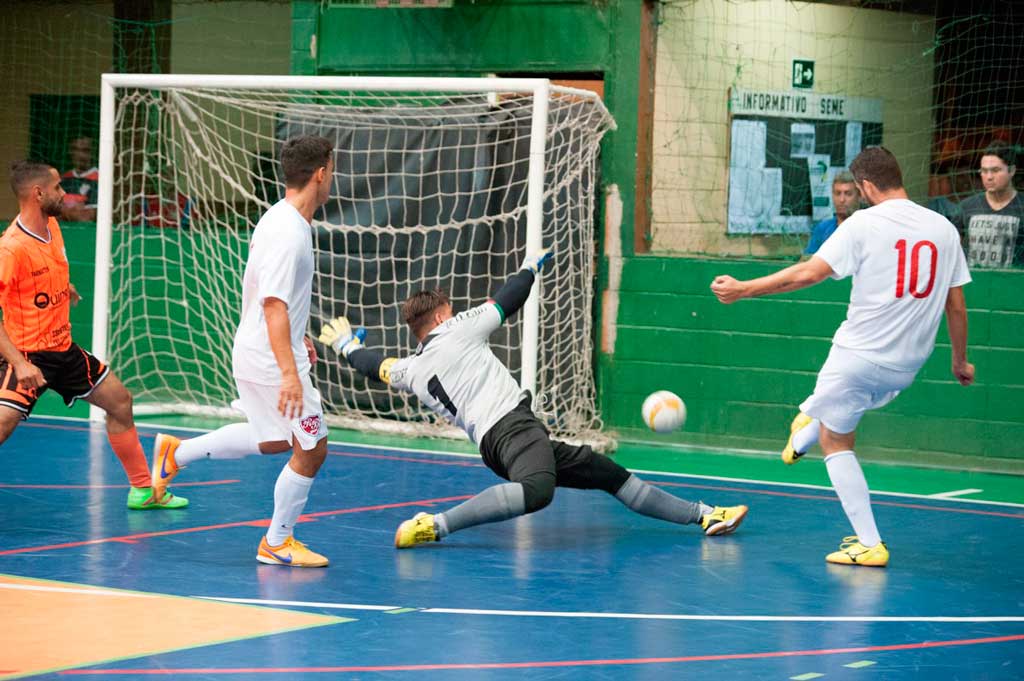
[[0, 1, 292, 219], [652, 0, 936, 256], [0, 1, 114, 219]]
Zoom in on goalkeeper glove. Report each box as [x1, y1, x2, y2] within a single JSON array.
[[318, 317, 367, 359], [520, 248, 553, 275]]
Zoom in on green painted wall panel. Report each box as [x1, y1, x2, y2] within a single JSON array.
[[984, 347, 1024, 379], [607, 394, 1021, 464], [605, 362, 816, 405], [291, 0, 318, 75], [613, 328, 833, 372], [989, 312, 1024, 347], [620, 257, 854, 303], [984, 386, 1024, 422], [316, 1, 611, 74], [618, 292, 846, 337], [604, 257, 1024, 465], [616, 317, 1019, 384], [970, 269, 1024, 312]]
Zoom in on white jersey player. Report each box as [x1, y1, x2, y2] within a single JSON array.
[[150, 136, 338, 568], [712, 146, 974, 568], [321, 250, 749, 548]]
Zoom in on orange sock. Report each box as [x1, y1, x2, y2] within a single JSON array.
[[108, 426, 151, 488]]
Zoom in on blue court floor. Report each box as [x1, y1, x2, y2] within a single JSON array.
[[1, 417, 1022, 680]]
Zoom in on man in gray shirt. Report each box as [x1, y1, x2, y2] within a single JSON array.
[[954, 142, 1023, 268]]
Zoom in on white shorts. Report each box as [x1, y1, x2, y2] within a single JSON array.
[[799, 345, 917, 435], [233, 373, 328, 451]]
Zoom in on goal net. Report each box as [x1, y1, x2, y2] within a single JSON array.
[[97, 76, 615, 443]]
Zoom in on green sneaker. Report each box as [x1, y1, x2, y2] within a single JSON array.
[[126, 486, 189, 510]]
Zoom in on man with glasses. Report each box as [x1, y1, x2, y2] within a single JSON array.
[[954, 142, 1022, 268]]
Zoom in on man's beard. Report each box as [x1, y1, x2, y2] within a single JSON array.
[[41, 198, 63, 217]]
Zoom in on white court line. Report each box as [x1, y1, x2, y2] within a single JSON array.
[[37, 416, 1024, 510], [0, 583, 397, 612], [627, 468, 1024, 510], [8, 582, 1023, 625], [196, 596, 398, 611], [421, 607, 1024, 623], [0, 582, 154, 598], [928, 488, 984, 499], [193, 595, 1024, 623]]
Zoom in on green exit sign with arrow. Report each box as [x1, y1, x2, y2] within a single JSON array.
[[792, 59, 814, 90]]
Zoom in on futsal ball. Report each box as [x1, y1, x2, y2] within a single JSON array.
[[641, 390, 687, 433]]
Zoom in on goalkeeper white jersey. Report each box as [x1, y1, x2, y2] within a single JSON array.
[[232, 199, 315, 385], [389, 303, 527, 445]]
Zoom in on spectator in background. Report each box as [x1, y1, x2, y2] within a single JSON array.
[[140, 159, 191, 229], [60, 136, 98, 222], [954, 142, 1023, 268], [805, 170, 860, 255]]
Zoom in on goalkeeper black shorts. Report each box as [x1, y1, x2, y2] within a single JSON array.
[[0, 343, 109, 418], [480, 396, 630, 495]]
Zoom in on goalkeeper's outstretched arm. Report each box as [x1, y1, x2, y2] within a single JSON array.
[[490, 248, 552, 322], [317, 317, 398, 385], [349, 347, 398, 385]]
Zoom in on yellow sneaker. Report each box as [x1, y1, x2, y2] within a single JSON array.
[[257, 535, 329, 568], [394, 512, 439, 548], [826, 536, 889, 567], [152, 433, 181, 502], [700, 505, 748, 536], [782, 412, 814, 465]]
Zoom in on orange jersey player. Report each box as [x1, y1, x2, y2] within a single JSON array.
[[0, 214, 74, 356], [0, 160, 186, 510]]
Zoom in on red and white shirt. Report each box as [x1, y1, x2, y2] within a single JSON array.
[[61, 167, 99, 208]]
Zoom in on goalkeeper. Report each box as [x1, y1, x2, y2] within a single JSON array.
[[320, 250, 749, 548]]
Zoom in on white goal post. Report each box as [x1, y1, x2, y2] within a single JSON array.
[[92, 74, 615, 444]]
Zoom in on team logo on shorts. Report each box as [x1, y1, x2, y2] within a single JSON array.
[[299, 415, 322, 436]]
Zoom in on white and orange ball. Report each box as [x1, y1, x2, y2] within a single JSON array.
[[641, 390, 687, 433]]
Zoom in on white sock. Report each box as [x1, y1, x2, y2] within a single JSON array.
[[824, 450, 881, 547], [266, 463, 315, 546], [176, 423, 261, 466], [792, 418, 821, 454]]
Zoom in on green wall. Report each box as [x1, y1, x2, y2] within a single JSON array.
[[604, 257, 1024, 471]]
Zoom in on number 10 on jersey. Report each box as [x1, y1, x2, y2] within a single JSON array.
[[894, 239, 937, 299]]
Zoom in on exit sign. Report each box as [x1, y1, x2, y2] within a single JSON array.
[[792, 59, 814, 90]]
